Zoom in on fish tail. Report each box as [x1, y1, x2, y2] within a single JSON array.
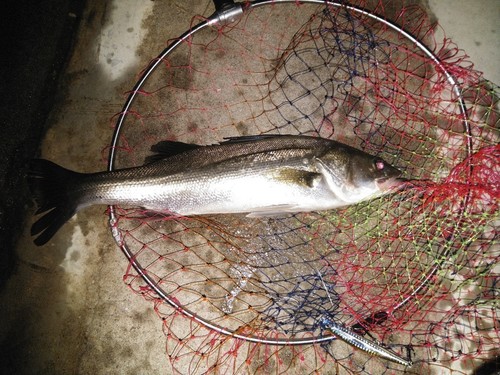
[[28, 159, 83, 246]]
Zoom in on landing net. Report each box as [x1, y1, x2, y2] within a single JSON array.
[[107, 1, 499, 374]]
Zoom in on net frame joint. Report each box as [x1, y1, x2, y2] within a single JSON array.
[[209, 0, 244, 26]]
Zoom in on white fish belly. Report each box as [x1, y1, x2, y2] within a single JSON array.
[[144, 172, 346, 216]]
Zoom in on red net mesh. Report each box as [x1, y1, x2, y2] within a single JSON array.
[[108, 1, 499, 374]]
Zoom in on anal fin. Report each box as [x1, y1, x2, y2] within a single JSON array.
[[246, 204, 299, 218]]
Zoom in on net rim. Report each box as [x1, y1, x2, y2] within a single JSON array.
[[106, 0, 473, 346]]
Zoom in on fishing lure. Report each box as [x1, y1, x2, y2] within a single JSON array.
[[320, 316, 412, 367], [316, 271, 411, 366]]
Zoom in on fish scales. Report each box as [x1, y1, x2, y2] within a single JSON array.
[[81, 148, 327, 214], [28, 135, 402, 245]]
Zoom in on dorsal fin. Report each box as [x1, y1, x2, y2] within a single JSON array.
[[220, 134, 280, 144], [145, 140, 201, 164]]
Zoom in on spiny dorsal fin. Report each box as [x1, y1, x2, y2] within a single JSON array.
[[145, 140, 201, 164], [145, 135, 283, 164]]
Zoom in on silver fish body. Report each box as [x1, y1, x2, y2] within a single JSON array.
[[28, 135, 402, 245]]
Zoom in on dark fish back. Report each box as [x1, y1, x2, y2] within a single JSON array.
[[142, 135, 333, 175]]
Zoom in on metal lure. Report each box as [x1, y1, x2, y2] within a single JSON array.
[[321, 316, 412, 367]]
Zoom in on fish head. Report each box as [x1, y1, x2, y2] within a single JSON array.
[[348, 151, 403, 192], [316, 146, 403, 205]]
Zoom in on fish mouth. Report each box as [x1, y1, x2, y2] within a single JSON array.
[[376, 177, 406, 191]]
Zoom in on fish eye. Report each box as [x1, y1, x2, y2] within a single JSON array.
[[374, 159, 385, 171]]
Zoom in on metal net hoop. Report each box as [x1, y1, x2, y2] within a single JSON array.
[[105, 1, 498, 374]]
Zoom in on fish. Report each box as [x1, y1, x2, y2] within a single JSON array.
[[28, 134, 403, 246]]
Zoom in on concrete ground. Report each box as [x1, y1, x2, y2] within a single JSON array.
[[0, 0, 497, 374]]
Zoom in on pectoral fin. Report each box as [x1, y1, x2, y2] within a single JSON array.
[[275, 168, 322, 188]]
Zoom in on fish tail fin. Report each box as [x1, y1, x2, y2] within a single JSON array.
[[28, 159, 82, 246]]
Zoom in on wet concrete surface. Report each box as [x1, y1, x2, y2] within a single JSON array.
[[0, 2, 214, 374], [0, 0, 85, 287], [0, 1, 498, 374]]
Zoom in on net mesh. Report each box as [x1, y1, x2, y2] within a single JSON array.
[[108, 1, 499, 374]]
